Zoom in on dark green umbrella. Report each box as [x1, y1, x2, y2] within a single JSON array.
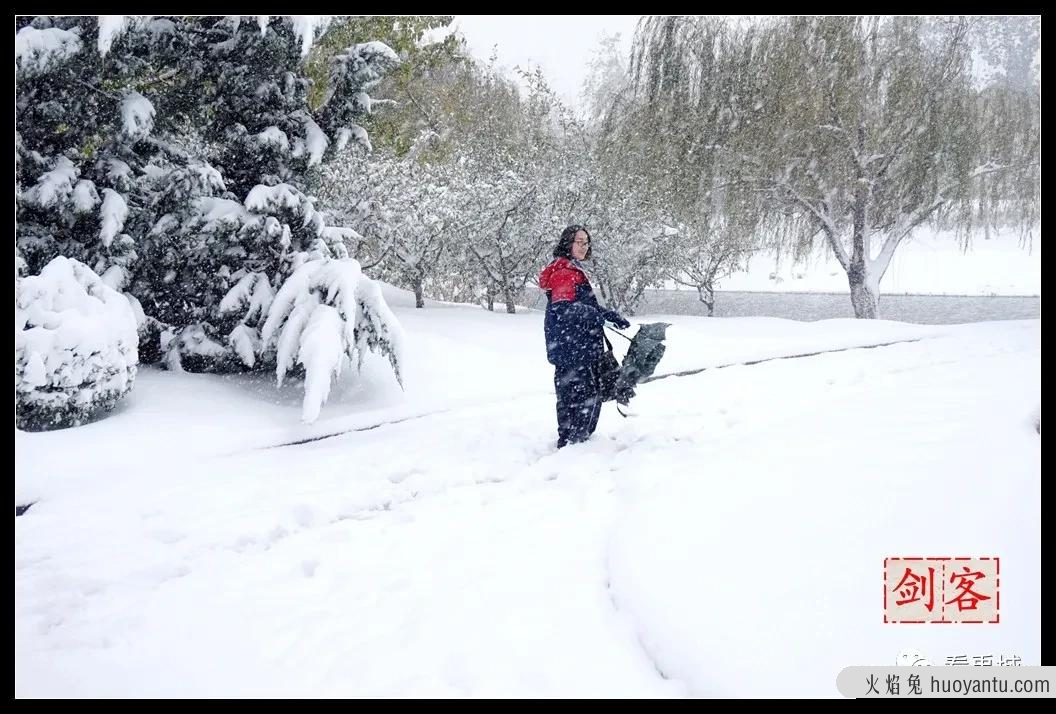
[[599, 322, 671, 411]]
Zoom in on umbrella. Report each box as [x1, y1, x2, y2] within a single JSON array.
[[600, 322, 671, 411]]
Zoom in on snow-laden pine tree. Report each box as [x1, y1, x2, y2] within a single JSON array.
[[17, 16, 408, 424]]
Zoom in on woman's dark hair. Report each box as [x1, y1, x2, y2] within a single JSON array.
[[553, 224, 592, 260]]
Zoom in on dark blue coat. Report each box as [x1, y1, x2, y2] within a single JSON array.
[[539, 258, 606, 368]]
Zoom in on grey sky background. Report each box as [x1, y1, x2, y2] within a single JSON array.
[[446, 15, 643, 105]]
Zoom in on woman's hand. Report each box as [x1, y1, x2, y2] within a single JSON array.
[[604, 310, 631, 329]]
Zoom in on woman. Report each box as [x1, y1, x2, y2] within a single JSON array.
[[539, 225, 631, 448]]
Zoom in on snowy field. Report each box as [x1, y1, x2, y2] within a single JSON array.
[[523, 228, 1042, 323], [15, 283, 1041, 697], [526, 289, 1041, 324], [717, 227, 1041, 297]]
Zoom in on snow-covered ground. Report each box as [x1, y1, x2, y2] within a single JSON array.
[[713, 226, 1041, 296], [15, 284, 1041, 697]]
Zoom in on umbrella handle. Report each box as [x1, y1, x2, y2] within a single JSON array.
[[604, 324, 633, 343]]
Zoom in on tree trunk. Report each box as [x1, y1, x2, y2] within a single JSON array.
[[414, 277, 424, 309], [848, 164, 879, 319], [981, 176, 992, 241], [847, 261, 879, 319], [503, 283, 517, 314], [697, 284, 715, 317]]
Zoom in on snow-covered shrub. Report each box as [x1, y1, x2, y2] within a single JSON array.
[[16, 256, 139, 430]]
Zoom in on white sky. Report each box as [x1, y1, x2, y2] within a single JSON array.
[[447, 15, 643, 106], [442, 16, 1041, 101]]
